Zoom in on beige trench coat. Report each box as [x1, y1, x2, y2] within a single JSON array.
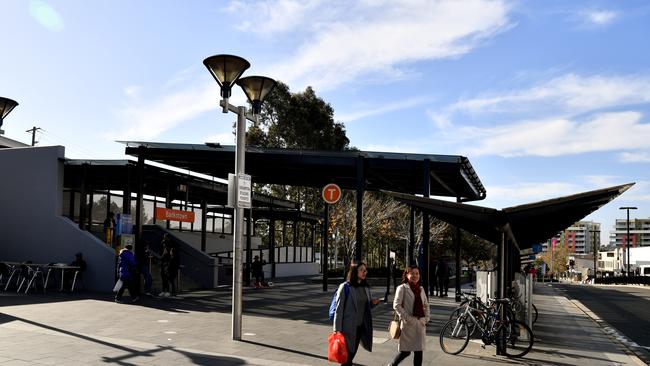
[[393, 283, 430, 351]]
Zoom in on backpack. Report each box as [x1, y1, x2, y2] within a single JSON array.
[[328, 282, 349, 321]]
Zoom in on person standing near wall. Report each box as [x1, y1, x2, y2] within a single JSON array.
[[103, 212, 116, 248]]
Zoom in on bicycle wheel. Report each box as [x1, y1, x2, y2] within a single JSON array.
[[504, 320, 534, 358], [439, 319, 470, 355], [532, 304, 538, 324]]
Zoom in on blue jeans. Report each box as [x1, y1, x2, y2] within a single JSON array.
[[140, 266, 152, 292]]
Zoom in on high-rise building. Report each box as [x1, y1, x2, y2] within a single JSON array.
[[541, 221, 601, 254], [608, 218, 650, 248]]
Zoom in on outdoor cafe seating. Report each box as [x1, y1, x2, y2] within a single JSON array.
[[1, 261, 81, 293]]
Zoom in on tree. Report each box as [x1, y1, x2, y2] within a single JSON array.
[[247, 82, 350, 150]]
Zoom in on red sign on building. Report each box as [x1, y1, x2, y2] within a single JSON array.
[[155, 207, 195, 223]]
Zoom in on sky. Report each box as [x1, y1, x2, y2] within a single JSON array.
[[1, 0, 649, 245]]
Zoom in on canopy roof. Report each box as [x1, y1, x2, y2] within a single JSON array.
[[64, 159, 296, 209], [383, 183, 634, 249], [122, 141, 487, 201]]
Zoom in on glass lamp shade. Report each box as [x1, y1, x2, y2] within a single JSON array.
[[0, 97, 18, 127], [236, 76, 277, 114], [203, 54, 250, 99]]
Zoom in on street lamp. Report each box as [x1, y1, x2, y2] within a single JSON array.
[[619, 206, 637, 277], [589, 228, 599, 280], [203, 54, 276, 341], [0, 96, 19, 135]]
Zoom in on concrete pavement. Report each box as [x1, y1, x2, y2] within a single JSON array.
[[0, 278, 645, 365]]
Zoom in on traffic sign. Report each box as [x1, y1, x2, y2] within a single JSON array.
[[322, 183, 342, 204]]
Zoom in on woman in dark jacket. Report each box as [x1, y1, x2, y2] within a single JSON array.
[[115, 245, 139, 303], [333, 262, 380, 366]]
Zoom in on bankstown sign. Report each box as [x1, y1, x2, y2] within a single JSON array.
[[155, 207, 195, 223]]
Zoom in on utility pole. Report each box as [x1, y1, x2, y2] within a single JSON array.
[[619, 206, 638, 277], [25, 126, 41, 146], [589, 228, 599, 281]]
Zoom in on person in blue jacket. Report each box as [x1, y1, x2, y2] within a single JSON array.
[[115, 244, 139, 303]]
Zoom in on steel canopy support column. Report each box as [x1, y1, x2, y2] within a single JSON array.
[[269, 216, 276, 279], [134, 150, 145, 266], [323, 204, 329, 292], [421, 159, 430, 295], [201, 200, 207, 252], [78, 163, 88, 230], [355, 156, 365, 263], [123, 165, 131, 215], [455, 197, 462, 302], [245, 208, 253, 286], [497, 229, 506, 356], [408, 207, 415, 265]]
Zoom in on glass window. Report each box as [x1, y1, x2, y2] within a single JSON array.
[[224, 216, 233, 234], [143, 199, 154, 225], [62, 190, 71, 217], [194, 207, 203, 231], [91, 193, 108, 223], [110, 193, 123, 215]]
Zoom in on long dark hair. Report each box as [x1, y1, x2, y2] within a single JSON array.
[[346, 262, 368, 287], [402, 264, 421, 285]]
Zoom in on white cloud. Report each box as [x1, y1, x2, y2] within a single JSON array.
[[111, 82, 219, 141], [583, 10, 619, 26], [444, 74, 650, 118], [336, 96, 435, 123], [228, 0, 324, 35], [29, 0, 64, 32], [619, 152, 650, 163], [458, 111, 650, 157], [123, 86, 141, 99], [485, 182, 582, 206], [246, 0, 514, 91]]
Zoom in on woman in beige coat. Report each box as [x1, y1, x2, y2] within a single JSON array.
[[389, 265, 430, 366]]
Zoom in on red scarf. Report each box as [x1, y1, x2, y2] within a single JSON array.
[[408, 282, 425, 318]]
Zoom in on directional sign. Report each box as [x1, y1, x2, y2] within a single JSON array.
[[237, 173, 252, 208], [322, 183, 342, 204]]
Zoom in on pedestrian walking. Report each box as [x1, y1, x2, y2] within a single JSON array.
[[115, 245, 139, 303], [389, 265, 430, 366], [332, 262, 380, 366], [160, 239, 180, 297]]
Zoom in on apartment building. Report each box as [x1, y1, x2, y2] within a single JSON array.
[[608, 218, 650, 248], [542, 221, 601, 255]]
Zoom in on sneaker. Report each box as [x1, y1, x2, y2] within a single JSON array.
[[131, 296, 140, 303], [115, 298, 123, 304], [160, 292, 169, 297], [144, 291, 153, 297]]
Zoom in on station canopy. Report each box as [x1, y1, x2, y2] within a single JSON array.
[[383, 183, 634, 250], [122, 141, 487, 201]]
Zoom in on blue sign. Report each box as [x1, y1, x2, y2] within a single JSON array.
[[532, 244, 543, 253]]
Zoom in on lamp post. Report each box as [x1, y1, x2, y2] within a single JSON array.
[[589, 228, 599, 280], [0, 96, 19, 135], [204, 54, 276, 341], [619, 206, 637, 277]]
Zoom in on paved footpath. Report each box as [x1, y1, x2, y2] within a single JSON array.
[[0, 278, 646, 366]]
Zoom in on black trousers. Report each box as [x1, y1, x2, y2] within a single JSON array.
[[342, 325, 364, 366], [115, 277, 137, 300], [391, 350, 422, 366]]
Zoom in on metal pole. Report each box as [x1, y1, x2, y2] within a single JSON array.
[[323, 204, 329, 292], [590, 229, 598, 280], [232, 106, 246, 340], [627, 209, 631, 277]]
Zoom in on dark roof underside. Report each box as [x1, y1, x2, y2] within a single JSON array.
[[122, 142, 487, 201], [64, 159, 297, 209], [383, 183, 633, 249]]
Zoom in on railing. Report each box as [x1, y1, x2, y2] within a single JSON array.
[[596, 275, 650, 285]]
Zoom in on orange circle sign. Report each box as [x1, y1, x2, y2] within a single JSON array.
[[322, 183, 342, 204]]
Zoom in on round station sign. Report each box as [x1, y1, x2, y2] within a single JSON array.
[[322, 183, 342, 204]]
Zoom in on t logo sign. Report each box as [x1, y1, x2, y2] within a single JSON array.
[[322, 183, 342, 204]]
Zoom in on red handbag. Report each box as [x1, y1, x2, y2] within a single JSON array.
[[328, 331, 348, 364]]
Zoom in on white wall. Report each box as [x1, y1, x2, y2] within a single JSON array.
[[0, 146, 115, 292]]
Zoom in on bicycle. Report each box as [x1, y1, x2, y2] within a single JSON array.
[[440, 297, 534, 358]]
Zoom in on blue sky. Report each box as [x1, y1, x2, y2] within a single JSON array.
[[1, 0, 649, 244]]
